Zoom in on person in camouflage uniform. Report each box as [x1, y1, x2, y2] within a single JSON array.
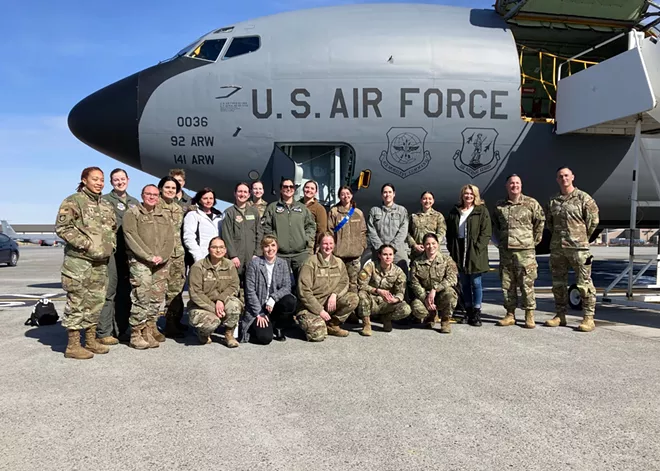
[[169, 168, 194, 213], [187, 237, 243, 347], [409, 233, 459, 334], [328, 186, 367, 294], [55, 167, 117, 360], [98, 168, 139, 345], [158, 176, 188, 338], [545, 167, 599, 332], [408, 191, 447, 263], [296, 232, 359, 342], [248, 180, 268, 222], [123, 185, 175, 349], [492, 174, 545, 329], [357, 244, 411, 336]]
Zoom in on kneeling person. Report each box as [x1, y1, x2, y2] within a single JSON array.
[[410, 233, 459, 333], [187, 237, 243, 347], [357, 244, 411, 336], [297, 232, 359, 341]]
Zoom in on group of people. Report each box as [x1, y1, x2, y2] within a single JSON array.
[[55, 165, 599, 360]]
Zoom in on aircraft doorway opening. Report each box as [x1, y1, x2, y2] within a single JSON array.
[[273, 143, 355, 206]]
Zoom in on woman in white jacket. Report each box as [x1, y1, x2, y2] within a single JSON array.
[[182, 187, 224, 263]]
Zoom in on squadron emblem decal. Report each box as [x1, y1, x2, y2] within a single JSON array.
[[453, 128, 501, 178], [379, 127, 432, 179]]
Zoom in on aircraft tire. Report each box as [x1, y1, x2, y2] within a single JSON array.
[[568, 284, 582, 310]]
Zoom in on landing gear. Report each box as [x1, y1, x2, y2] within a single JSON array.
[[568, 284, 582, 310]]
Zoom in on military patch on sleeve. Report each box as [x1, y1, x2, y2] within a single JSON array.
[[58, 214, 67, 223], [359, 270, 369, 280]]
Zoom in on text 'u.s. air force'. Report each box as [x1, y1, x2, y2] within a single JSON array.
[[251, 87, 509, 120]]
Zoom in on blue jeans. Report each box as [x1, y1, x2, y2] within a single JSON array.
[[460, 273, 483, 309]]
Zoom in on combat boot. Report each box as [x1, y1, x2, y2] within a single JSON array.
[[382, 314, 393, 333], [130, 325, 149, 350], [469, 308, 483, 327], [360, 316, 372, 336], [165, 317, 184, 338], [424, 312, 438, 328], [142, 323, 160, 348], [327, 317, 349, 337], [84, 326, 109, 354], [197, 330, 212, 345], [97, 336, 119, 345], [544, 313, 567, 327], [65, 330, 93, 360], [147, 320, 166, 343], [439, 314, 451, 334], [577, 314, 595, 332], [524, 310, 536, 329], [496, 312, 516, 327], [224, 327, 239, 348]]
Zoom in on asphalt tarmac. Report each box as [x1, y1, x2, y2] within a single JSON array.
[[1, 246, 660, 470]]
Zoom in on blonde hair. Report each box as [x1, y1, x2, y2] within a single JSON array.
[[458, 184, 484, 207], [261, 234, 278, 249]]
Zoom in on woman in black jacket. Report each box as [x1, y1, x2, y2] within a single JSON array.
[[446, 184, 492, 326]]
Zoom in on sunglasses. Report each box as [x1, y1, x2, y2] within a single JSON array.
[[282, 184, 295, 189]]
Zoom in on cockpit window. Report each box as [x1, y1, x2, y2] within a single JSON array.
[[223, 36, 260, 59], [189, 39, 227, 62]]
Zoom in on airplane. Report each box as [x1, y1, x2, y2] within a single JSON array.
[[0, 221, 64, 247], [67, 0, 660, 253]]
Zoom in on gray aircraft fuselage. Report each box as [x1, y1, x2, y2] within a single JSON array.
[[68, 4, 660, 229]]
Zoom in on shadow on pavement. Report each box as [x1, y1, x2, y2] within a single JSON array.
[[27, 283, 62, 289], [24, 322, 67, 353]]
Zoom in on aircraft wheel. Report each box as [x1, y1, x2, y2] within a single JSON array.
[[568, 284, 582, 310], [8, 251, 19, 267]]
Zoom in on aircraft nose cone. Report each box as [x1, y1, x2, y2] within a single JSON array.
[[68, 72, 141, 168]]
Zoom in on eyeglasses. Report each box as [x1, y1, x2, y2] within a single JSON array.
[[282, 185, 295, 189]]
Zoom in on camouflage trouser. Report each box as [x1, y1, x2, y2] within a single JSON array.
[[188, 296, 243, 335], [61, 256, 109, 330], [499, 249, 537, 312], [342, 257, 362, 293], [550, 249, 596, 316], [128, 260, 169, 326], [164, 254, 186, 321], [357, 291, 411, 320], [297, 292, 359, 341], [410, 289, 458, 320]]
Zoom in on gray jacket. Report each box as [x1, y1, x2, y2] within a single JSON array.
[[240, 256, 295, 343], [367, 204, 410, 263]]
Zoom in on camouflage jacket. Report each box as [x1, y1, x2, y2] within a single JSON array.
[[158, 198, 185, 258], [546, 188, 599, 250], [367, 203, 409, 261], [357, 261, 407, 302], [410, 253, 458, 300], [407, 208, 447, 248], [297, 253, 350, 316], [188, 256, 240, 312], [328, 205, 367, 259], [55, 188, 117, 262], [248, 198, 268, 221], [123, 203, 175, 264], [492, 194, 545, 250], [175, 191, 194, 213]]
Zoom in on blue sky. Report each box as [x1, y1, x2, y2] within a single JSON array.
[[0, 0, 493, 224]]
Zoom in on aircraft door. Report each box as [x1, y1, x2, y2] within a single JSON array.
[[275, 144, 355, 206]]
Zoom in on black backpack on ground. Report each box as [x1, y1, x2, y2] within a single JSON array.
[[24, 299, 59, 326]]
